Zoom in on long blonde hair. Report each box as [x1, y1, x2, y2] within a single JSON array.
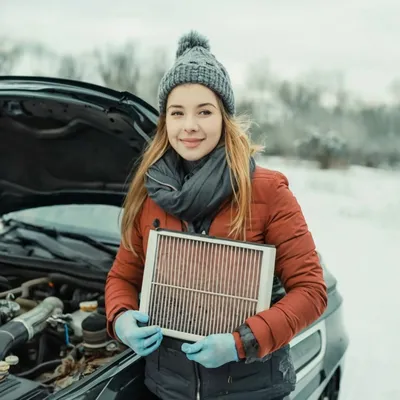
[[121, 98, 262, 253]]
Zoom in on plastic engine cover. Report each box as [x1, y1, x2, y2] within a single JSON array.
[[0, 375, 49, 400]]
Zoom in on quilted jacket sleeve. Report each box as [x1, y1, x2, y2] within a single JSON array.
[[105, 213, 145, 339], [234, 171, 327, 359]]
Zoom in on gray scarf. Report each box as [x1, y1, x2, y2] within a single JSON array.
[[145, 146, 256, 233]]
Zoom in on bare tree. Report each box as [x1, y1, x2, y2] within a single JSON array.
[[93, 42, 141, 93], [139, 47, 169, 107], [57, 54, 85, 80], [389, 78, 400, 104], [0, 39, 23, 74]]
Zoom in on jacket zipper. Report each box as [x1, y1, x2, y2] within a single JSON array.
[[146, 172, 178, 191]]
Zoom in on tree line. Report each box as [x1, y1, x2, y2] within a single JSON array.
[[1, 39, 399, 169]]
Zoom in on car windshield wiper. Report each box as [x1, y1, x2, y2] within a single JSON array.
[[0, 218, 116, 270]]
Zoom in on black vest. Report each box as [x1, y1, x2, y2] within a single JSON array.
[[144, 337, 296, 400]]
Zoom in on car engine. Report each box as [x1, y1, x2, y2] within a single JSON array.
[[0, 272, 126, 393]]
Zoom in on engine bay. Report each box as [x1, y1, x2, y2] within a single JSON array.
[[0, 272, 126, 394]]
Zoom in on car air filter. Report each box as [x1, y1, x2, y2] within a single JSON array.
[[139, 229, 276, 342]]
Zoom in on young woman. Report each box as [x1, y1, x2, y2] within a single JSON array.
[[105, 31, 327, 400]]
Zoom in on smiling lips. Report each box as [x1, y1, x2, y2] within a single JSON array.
[[180, 138, 204, 148]]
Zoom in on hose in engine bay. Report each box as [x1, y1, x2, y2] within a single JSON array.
[[0, 277, 50, 299], [0, 296, 63, 361], [0, 272, 104, 300], [48, 273, 104, 292]]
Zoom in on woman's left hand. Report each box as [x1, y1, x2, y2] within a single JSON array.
[[181, 333, 239, 368]]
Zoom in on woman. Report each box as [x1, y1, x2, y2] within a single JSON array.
[[105, 31, 327, 400]]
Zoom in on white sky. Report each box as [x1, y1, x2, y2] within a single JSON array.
[[1, 0, 399, 101]]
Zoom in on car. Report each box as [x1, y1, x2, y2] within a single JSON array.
[[0, 76, 349, 400]]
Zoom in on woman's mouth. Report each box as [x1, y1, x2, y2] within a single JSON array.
[[180, 138, 204, 148]]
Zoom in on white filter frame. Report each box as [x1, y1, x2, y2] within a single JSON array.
[[139, 229, 276, 342]]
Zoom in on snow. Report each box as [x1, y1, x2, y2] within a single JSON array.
[[258, 156, 400, 400]]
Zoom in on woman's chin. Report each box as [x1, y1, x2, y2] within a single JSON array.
[[175, 146, 207, 161]]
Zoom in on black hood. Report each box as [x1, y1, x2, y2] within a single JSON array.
[[0, 76, 159, 216]]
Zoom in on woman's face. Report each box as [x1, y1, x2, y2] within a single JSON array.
[[165, 84, 223, 161]]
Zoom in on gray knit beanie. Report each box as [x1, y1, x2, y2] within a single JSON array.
[[158, 31, 235, 115]]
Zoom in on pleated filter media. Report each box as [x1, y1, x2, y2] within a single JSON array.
[[139, 229, 276, 342]]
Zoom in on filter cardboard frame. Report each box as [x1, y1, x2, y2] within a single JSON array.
[[139, 229, 276, 342]]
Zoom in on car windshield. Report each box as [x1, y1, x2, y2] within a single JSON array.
[[1, 204, 122, 240]]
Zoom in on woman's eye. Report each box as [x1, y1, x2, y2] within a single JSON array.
[[171, 111, 183, 116], [199, 110, 211, 115]]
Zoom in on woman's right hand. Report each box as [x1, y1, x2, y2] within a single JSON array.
[[114, 310, 163, 356]]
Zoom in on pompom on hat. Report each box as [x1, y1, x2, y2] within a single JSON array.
[[158, 31, 235, 115]]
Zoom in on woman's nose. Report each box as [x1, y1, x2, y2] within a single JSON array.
[[183, 115, 199, 132]]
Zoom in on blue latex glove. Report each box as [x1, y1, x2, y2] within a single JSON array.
[[114, 310, 163, 356], [181, 333, 239, 368]]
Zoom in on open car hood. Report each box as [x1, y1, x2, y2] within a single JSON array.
[[0, 76, 158, 215]]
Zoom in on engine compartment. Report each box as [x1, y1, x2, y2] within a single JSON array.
[[0, 272, 126, 394]]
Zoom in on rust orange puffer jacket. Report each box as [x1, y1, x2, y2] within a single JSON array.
[[105, 166, 328, 359]]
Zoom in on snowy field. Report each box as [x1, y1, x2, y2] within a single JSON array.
[[11, 156, 400, 399], [258, 156, 400, 400]]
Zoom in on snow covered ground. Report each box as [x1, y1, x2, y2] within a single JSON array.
[[258, 156, 400, 400]]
